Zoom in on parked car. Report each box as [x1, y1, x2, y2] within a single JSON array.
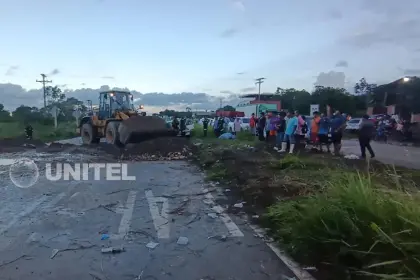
[[345, 118, 362, 132], [228, 117, 250, 132]]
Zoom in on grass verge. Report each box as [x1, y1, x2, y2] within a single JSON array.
[[191, 130, 420, 280], [0, 121, 78, 142]]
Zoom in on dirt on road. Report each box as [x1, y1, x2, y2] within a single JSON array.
[[98, 137, 192, 161]]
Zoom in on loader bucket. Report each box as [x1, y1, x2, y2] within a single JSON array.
[[118, 116, 177, 145]]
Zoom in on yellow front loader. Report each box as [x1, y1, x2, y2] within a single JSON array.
[[77, 91, 175, 147]]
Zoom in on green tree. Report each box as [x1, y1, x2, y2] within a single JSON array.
[[0, 104, 12, 122], [46, 86, 66, 105], [221, 105, 235, 111], [355, 78, 377, 106], [311, 86, 358, 114]]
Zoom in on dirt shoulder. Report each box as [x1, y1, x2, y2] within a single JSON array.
[[191, 137, 420, 280]]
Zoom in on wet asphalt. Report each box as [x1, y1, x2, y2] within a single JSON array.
[[0, 154, 297, 280]]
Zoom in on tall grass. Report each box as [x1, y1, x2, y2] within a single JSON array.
[[0, 121, 77, 142], [266, 172, 420, 279]]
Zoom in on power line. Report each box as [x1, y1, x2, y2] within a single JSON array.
[[255, 77, 266, 100], [36, 74, 52, 108]]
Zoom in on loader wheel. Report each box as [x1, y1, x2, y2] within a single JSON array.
[[105, 122, 123, 147], [81, 123, 99, 145]]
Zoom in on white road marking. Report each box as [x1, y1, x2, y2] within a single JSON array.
[[111, 191, 137, 240], [145, 190, 170, 239], [0, 195, 48, 236], [203, 189, 244, 237], [247, 223, 316, 280]]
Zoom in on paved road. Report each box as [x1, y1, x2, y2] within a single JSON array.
[[0, 157, 301, 280], [341, 139, 420, 169], [57, 137, 420, 169]]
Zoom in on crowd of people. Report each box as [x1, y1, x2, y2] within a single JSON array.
[[201, 108, 377, 159]]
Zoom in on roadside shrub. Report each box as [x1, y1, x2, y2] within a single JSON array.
[[266, 173, 420, 279]]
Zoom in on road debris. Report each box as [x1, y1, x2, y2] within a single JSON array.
[[207, 213, 217, 219], [233, 202, 244, 208], [100, 234, 110, 240], [101, 246, 125, 254], [135, 270, 144, 279], [203, 199, 213, 205], [344, 154, 359, 159], [302, 266, 317, 271], [145, 241, 159, 249], [176, 236, 189, 245], [207, 235, 227, 242], [50, 249, 59, 259]]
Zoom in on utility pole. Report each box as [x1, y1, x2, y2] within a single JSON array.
[[36, 74, 52, 108], [219, 98, 223, 109], [255, 77, 266, 100]]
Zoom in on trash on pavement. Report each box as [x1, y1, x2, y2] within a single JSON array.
[[100, 234, 110, 240], [145, 241, 159, 249], [224, 188, 231, 192], [207, 213, 217, 219], [344, 154, 359, 159], [233, 202, 244, 208], [101, 246, 125, 254], [252, 215, 260, 219], [50, 249, 59, 259], [302, 266, 317, 271], [176, 236, 189, 245], [203, 199, 213, 205]]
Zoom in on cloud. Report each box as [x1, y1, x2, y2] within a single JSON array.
[[403, 68, 420, 75], [220, 90, 234, 94], [232, 1, 245, 12], [0, 83, 242, 113], [50, 69, 60, 76], [327, 9, 343, 20], [101, 76, 115, 80], [335, 60, 349, 68], [240, 87, 256, 92], [314, 71, 346, 88], [5, 66, 19, 76], [236, 72, 246, 75], [220, 28, 239, 38], [342, 1, 420, 49]]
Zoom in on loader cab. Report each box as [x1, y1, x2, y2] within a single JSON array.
[[98, 91, 135, 119]]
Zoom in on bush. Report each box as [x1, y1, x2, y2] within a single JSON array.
[[265, 172, 420, 279]]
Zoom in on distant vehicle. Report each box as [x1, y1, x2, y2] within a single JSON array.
[[216, 111, 245, 118], [345, 118, 362, 132], [228, 117, 250, 132]]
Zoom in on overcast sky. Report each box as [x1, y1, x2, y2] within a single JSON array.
[[1, 0, 419, 111]]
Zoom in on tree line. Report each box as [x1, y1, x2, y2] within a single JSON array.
[[0, 86, 87, 124]]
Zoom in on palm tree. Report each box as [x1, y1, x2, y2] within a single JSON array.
[[186, 107, 192, 112]]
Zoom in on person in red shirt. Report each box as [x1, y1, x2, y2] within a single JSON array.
[[250, 113, 257, 136]]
